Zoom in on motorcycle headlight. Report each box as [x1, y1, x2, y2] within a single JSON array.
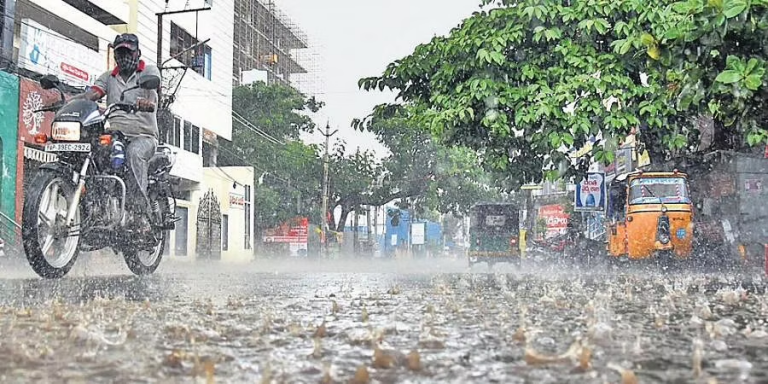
[[659, 233, 670, 244], [51, 122, 81, 141]]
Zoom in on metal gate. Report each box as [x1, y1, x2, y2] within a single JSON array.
[[196, 189, 222, 260]]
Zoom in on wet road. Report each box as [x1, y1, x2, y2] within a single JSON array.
[[1, 255, 767, 383]]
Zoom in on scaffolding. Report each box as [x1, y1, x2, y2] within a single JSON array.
[[233, 0, 320, 96]]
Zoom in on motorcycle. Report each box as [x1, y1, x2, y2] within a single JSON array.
[[21, 73, 177, 279]]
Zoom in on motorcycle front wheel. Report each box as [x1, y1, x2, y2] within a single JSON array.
[[22, 169, 81, 279], [123, 195, 169, 275]]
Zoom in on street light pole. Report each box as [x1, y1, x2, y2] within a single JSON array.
[[320, 122, 338, 258]]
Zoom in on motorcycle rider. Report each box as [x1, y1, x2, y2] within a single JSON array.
[[76, 33, 160, 234]]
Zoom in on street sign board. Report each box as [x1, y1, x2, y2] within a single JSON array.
[[575, 172, 606, 212], [411, 222, 426, 245]]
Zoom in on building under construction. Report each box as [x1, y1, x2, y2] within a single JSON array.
[[233, 0, 319, 95]]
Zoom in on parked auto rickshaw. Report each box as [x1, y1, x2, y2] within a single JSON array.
[[605, 170, 694, 264], [467, 202, 521, 267]]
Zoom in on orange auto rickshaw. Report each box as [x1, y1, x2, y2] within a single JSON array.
[[605, 170, 694, 264]]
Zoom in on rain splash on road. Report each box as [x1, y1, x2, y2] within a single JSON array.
[[0, 255, 766, 383]]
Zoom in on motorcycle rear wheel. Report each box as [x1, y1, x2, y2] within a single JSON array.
[[22, 169, 81, 279]]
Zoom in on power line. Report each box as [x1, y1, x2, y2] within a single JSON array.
[[232, 111, 284, 145], [217, 143, 297, 187]]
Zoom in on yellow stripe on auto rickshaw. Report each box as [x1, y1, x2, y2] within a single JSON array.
[[628, 210, 692, 215]]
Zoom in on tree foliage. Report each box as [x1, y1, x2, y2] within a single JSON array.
[[356, 109, 503, 218], [219, 82, 323, 230], [357, 0, 768, 186], [221, 81, 502, 234], [326, 142, 381, 231]]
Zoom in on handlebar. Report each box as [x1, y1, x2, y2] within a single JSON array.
[[33, 104, 62, 113], [33, 101, 154, 117], [104, 102, 155, 117]]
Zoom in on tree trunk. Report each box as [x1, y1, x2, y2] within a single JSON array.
[[328, 208, 336, 231], [353, 208, 360, 256], [336, 206, 351, 232]]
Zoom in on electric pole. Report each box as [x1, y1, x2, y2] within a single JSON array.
[[320, 122, 338, 259]]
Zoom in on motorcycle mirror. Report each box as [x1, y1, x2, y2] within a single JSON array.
[[40, 74, 61, 90], [139, 75, 160, 90], [119, 85, 140, 102]]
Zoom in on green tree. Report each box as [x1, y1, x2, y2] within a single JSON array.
[[327, 141, 381, 231], [218, 81, 324, 233], [357, 0, 768, 186], [356, 110, 503, 218]]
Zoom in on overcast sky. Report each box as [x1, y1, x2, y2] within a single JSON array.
[[276, 0, 480, 158]]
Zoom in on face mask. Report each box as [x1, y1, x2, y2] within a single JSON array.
[[115, 51, 139, 73]]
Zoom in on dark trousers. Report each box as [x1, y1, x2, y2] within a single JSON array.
[[125, 135, 157, 215]]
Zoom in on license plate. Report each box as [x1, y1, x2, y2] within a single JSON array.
[[45, 143, 91, 152]]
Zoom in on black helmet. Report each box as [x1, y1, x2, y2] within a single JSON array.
[[113, 33, 139, 51]]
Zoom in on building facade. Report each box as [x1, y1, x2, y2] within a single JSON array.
[[1, 0, 237, 261], [1, 0, 313, 260], [199, 167, 254, 262], [233, 0, 309, 88], [127, 0, 234, 259]]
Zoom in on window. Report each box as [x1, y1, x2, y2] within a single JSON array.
[[191, 125, 200, 154], [244, 185, 251, 250], [170, 22, 212, 80], [204, 46, 212, 80], [183, 121, 192, 152], [169, 116, 181, 147], [176, 190, 191, 201], [629, 177, 689, 205], [222, 214, 229, 251]]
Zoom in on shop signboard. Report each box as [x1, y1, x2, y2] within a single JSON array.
[[411, 222, 426, 245], [263, 217, 309, 256], [18, 77, 74, 144], [18, 19, 104, 88], [575, 172, 606, 212], [538, 204, 570, 239], [229, 192, 244, 209]]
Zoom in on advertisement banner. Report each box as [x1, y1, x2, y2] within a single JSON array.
[[411, 222, 426, 245], [263, 217, 309, 246], [538, 204, 570, 239], [18, 19, 104, 88], [604, 147, 633, 177], [229, 192, 244, 209], [575, 172, 606, 212]]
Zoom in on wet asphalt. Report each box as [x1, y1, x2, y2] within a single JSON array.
[[0, 254, 767, 384]]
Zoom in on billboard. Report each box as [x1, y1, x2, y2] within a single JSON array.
[[263, 217, 309, 256], [18, 19, 104, 88], [575, 172, 606, 212], [538, 204, 570, 239], [411, 222, 426, 245]]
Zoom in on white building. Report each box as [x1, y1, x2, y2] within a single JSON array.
[[201, 167, 255, 262], [130, 0, 234, 259], [11, 0, 235, 260]]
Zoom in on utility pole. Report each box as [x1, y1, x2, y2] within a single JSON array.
[[320, 122, 338, 259], [155, 5, 211, 101], [366, 206, 372, 255]]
